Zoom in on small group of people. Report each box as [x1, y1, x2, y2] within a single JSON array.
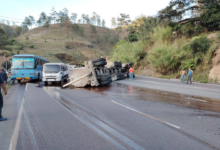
[[0, 67, 8, 121], [180, 68, 193, 84]]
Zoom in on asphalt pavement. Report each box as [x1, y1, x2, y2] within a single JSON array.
[[0, 76, 220, 150]]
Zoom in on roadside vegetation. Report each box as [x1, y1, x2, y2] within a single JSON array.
[[110, 0, 220, 83]]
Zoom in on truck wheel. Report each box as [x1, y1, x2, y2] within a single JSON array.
[[99, 79, 112, 86], [92, 58, 106, 63], [98, 76, 111, 82], [44, 81, 48, 86], [93, 61, 107, 67]]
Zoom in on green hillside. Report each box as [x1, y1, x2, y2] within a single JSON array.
[[13, 24, 125, 64]]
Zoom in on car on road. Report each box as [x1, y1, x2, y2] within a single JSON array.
[[43, 63, 69, 86]]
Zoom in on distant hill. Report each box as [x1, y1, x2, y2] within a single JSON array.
[[14, 24, 127, 64]]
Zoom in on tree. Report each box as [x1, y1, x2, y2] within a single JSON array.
[[111, 17, 116, 28], [15, 26, 22, 37], [77, 19, 81, 24], [50, 7, 57, 24], [85, 15, 90, 24], [70, 13, 77, 23], [158, 0, 220, 32], [128, 16, 159, 40], [37, 12, 47, 26], [117, 13, 131, 28], [97, 16, 101, 26], [0, 28, 8, 48], [22, 17, 32, 29], [89, 24, 97, 34], [81, 14, 86, 24], [57, 8, 70, 35], [44, 16, 52, 27], [102, 19, 105, 27], [91, 12, 98, 25], [21, 24, 29, 34], [28, 16, 35, 29]]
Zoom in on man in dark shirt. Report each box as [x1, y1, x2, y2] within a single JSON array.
[[0, 76, 7, 121], [0, 68, 8, 85]]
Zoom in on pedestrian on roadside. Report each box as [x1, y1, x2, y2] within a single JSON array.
[[0, 75, 7, 121], [129, 66, 134, 80], [186, 68, 193, 84], [0, 68, 8, 91], [180, 68, 186, 82]]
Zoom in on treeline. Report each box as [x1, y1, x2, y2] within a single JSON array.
[[111, 0, 220, 82], [21, 8, 106, 30]]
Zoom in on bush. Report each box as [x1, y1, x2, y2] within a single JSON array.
[[73, 24, 84, 35], [14, 45, 23, 50], [148, 40, 189, 74], [189, 36, 211, 55], [150, 26, 173, 43], [30, 45, 34, 49], [111, 41, 145, 66], [4, 45, 12, 51]]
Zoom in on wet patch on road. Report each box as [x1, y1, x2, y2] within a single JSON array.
[[84, 82, 220, 113]]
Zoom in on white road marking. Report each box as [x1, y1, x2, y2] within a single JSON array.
[[127, 79, 220, 92], [9, 83, 28, 150], [186, 98, 207, 103], [111, 100, 180, 129]]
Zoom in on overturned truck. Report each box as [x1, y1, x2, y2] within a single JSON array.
[[106, 61, 134, 81], [64, 58, 112, 88]]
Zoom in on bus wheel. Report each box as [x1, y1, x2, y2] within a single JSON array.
[[18, 80, 21, 83]]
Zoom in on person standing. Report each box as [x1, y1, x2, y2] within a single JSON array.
[[0, 75, 7, 121], [0, 68, 8, 91], [129, 66, 134, 79], [186, 68, 193, 84], [180, 68, 186, 82]]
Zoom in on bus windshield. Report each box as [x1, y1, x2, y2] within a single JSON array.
[[12, 58, 35, 69], [43, 65, 60, 73]]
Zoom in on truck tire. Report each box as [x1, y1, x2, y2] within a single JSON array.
[[45, 81, 48, 86], [99, 79, 112, 86], [98, 76, 111, 82], [92, 58, 106, 63], [93, 61, 107, 67]]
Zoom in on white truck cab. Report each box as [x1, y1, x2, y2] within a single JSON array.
[[43, 63, 69, 86]]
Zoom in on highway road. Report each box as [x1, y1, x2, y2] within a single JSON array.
[[0, 76, 220, 150]]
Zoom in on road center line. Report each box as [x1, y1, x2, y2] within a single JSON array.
[[186, 98, 207, 103], [111, 100, 180, 129], [9, 84, 28, 150]]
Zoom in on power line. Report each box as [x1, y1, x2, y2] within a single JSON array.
[[0, 16, 23, 21]]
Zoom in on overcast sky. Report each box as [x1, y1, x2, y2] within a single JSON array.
[[0, 0, 170, 27]]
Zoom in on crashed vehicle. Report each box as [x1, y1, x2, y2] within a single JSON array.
[[106, 61, 135, 81], [64, 58, 112, 88]]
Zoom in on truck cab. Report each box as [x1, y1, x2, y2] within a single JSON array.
[[42, 63, 69, 86]]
